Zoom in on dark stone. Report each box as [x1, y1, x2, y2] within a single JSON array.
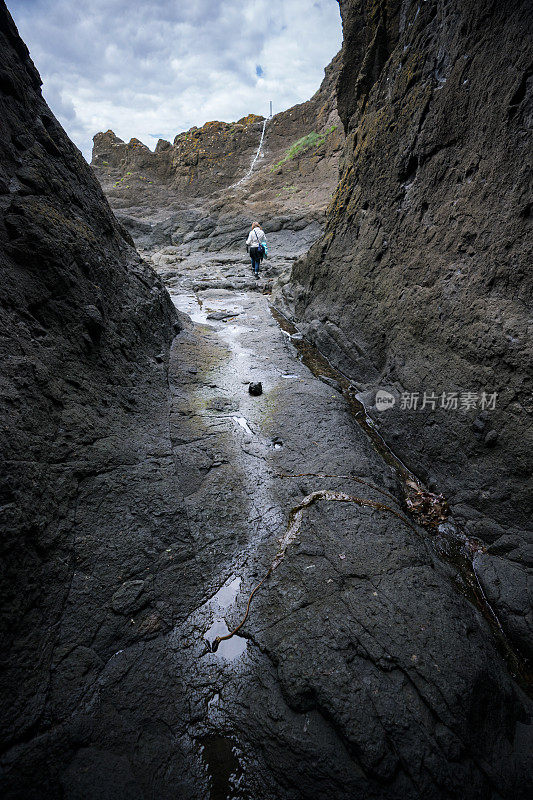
[[472, 416, 486, 434], [82, 303, 104, 342], [0, 5, 179, 796], [206, 310, 239, 320], [0, 66, 19, 97], [111, 580, 148, 614], [248, 381, 263, 395]]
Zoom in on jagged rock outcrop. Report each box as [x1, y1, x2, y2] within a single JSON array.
[[280, 0, 533, 659], [92, 114, 267, 198], [91, 53, 344, 256]]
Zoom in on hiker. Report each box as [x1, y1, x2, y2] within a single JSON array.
[[246, 221, 267, 277]]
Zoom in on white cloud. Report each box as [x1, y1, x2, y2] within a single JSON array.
[[8, 0, 342, 161]]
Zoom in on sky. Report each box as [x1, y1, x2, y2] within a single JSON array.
[[9, 0, 343, 162]]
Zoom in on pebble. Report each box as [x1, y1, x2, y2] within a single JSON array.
[[248, 381, 263, 396]]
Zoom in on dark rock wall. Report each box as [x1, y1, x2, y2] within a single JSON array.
[[0, 0, 176, 762], [286, 0, 533, 656]]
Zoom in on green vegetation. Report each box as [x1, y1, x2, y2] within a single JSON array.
[[270, 126, 337, 171], [275, 185, 298, 197], [113, 172, 153, 188], [113, 173, 133, 187]]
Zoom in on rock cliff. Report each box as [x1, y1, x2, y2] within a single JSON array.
[[91, 53, 344, 256], [0, 0, 177, 789], [279, 0, 533, 660]]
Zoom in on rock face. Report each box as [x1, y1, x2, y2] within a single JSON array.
[[91, 53, 344, 256], [0, 0, 176, 786], [92, 115, 268, 198], [93, 114, 271, 199], [279, 0, 533, 659]]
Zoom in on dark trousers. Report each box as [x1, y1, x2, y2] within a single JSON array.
[[250, 247, 262, 274]]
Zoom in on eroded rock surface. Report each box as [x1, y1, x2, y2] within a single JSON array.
[[0, 0, 176, 792], [2, 1, 533, 798], [278, 0, 533, 660]]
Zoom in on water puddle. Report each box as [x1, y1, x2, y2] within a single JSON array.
[[232, 416, 254, 437], [171, 292, 207, 325], [199, 734, 242, 800], [212, 576, 241, 607], [202, 576, 247, 661], [205, 620, 247, 661]]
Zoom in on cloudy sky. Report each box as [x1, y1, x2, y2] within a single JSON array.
[[9, 0, 343, 161]]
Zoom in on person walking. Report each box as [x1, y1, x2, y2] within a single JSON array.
[[246, 221, 267, 277]]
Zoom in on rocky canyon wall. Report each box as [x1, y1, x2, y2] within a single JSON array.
[[0, 0, 178, 786], [282, 0, 533, 658]]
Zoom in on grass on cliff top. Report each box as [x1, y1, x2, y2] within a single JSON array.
[[270, 126, 336, 172]]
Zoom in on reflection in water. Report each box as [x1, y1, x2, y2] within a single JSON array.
[[205, 620, 247, 661], [232, 416, 254, 437], [212, 576, 241, 608], [202, 576, 247, 661]]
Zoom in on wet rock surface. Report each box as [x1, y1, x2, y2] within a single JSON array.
[[9, 211, 531, 799], [2, 2, 533, 798], [279, 0, 533, 661], [3, 147, 532, 796]]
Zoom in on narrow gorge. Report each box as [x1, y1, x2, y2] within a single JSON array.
[[1, 1, 532, 799]]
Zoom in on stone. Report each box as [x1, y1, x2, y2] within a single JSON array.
[[0, 6, 177, 795], [82, 304, 104, 342], [472, 416, 486, 435], [206, 310, 239, 320], [248, 381, 263, 396], [110, 580, 147, 614]]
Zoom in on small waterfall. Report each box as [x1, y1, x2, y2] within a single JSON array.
[[230, 117, 268, 189]]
